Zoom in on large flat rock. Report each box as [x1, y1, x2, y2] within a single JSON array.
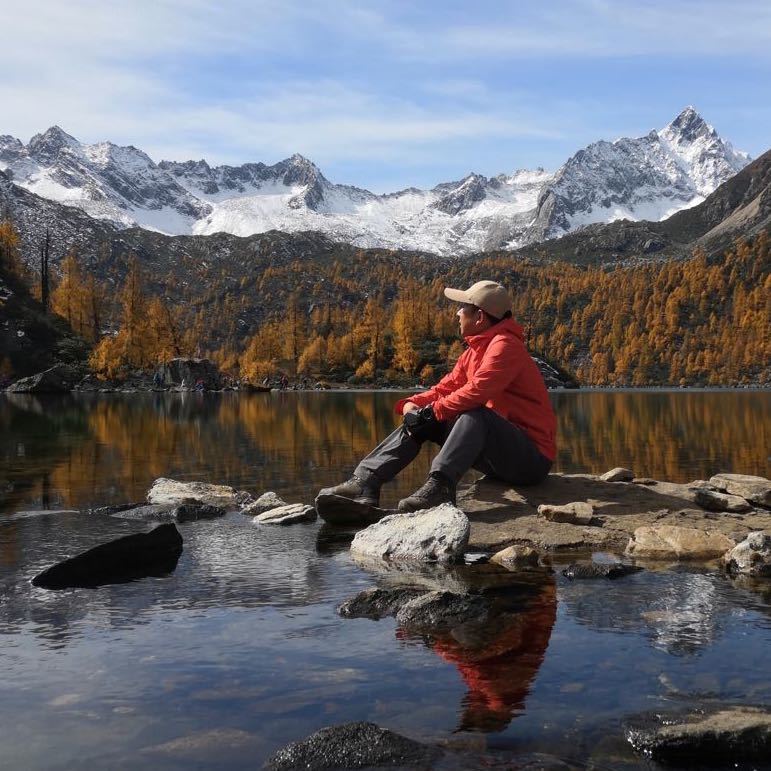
[[147, 478, 252, 507], [461, 473, 771, 553]]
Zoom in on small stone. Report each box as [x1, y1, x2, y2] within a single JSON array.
[[632, 478, 657, 486], [625, 525, 735, 560], [537, 501, 594, 524], [240, 491, 288, 515], [253, 504, 317, 525], [709, 473, 771, 508], [694, 488, 752, 513], [350, 503, 469, 563], [600, 467, 634, 482], [490, 545, 541, 568], [724, 531, 771, 577]]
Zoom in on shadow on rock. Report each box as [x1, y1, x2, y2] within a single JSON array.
[[32, 523, 183, 589]]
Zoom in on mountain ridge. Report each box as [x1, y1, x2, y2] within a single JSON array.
[[0, 108, 750, 256]]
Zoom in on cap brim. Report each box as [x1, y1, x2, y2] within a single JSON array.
[[444, 288, 470, 304]]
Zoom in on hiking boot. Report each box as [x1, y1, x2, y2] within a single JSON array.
[[317, 474, 381, 507], [397, 472, 456, 513]]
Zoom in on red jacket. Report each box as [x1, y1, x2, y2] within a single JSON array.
[[394, 318, 556, 460]]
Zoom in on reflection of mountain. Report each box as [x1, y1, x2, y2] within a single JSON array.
[[551, 390, 771, 482], [560, 569, 726, 656]]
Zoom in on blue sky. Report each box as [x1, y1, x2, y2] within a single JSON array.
[[2, 0, 770, 192]]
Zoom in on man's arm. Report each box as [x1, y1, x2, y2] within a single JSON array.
[[394, 350, 470, 415], [431, 336, 525, 421]]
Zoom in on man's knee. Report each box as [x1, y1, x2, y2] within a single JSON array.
[[454, 406, 491, 426]]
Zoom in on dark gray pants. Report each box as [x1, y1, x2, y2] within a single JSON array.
[[355, 406, 552, 487]]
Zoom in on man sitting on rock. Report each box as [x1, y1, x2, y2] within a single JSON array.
[[318, 280, 557, 512]]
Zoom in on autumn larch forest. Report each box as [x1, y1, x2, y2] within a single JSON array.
[[0, 218, 768, 388]]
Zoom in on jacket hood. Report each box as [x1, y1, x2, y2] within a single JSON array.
[[465, 316, 524, 346]]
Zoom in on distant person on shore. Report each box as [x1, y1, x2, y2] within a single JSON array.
[[318, 281, 556, 512]]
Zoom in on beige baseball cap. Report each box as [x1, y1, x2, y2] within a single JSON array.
[[444, 280, 512, 319]]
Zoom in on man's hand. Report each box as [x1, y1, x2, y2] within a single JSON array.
[[402, 401, 420, 415], [402, 404, 436, 439]]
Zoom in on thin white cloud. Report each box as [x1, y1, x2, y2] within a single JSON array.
[[0, 0, 767, 190]]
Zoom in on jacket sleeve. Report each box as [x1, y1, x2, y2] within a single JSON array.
[[432, 336, 525, 421], [393, 350, 470, 414]]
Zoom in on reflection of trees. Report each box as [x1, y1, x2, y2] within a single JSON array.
[[552, 391, 770, 482], [0, 395, 91, 513], [2, 391, 768, 513]]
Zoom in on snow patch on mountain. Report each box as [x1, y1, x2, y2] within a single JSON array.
[[0, 109, 751, 255]]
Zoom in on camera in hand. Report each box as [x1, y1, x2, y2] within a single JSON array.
[[403, 404, 436, 438]]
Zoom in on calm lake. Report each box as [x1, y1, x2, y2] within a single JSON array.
[[1, 390, 770, 769]]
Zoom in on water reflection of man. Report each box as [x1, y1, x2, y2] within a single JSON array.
[[319, 281, 556, 512], [401, 579, 557, 733]]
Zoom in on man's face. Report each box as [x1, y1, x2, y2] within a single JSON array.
[[457, 303, 491, 337]]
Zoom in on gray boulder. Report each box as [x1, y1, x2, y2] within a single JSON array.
[[6, 363, 82, 393], [147, 477, 252, 507], [694, 488, 753, 512], [626, 525, 735, 560], [156, 358, 222, 389], [710, 473, 771, 508], [253, 504, 317, 525], [350, 503, 469, 563], [241, 492, 288, 515], [262, 721, 439, 770], [32, 523, 183, 589], [724, 531, 771, 577], [625, 706, 771, 765]]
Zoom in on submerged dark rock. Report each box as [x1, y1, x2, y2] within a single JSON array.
[[263, 721, 439, 770], [336, 587, 426, 620], [395, 590, 491, 632], [562, 562, 643, 580], [625, 706, 771, 765], [32, 523, 183, 589], [88, 502, 145, 516], [111, 503, 226, 522]]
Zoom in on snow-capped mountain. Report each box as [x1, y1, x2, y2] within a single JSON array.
[[0, 108, 750, 256], [524, 107, 750, 245]]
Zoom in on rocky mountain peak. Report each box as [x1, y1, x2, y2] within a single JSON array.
[[27, 126, 79, 164], [661, 106, 715, 143]]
